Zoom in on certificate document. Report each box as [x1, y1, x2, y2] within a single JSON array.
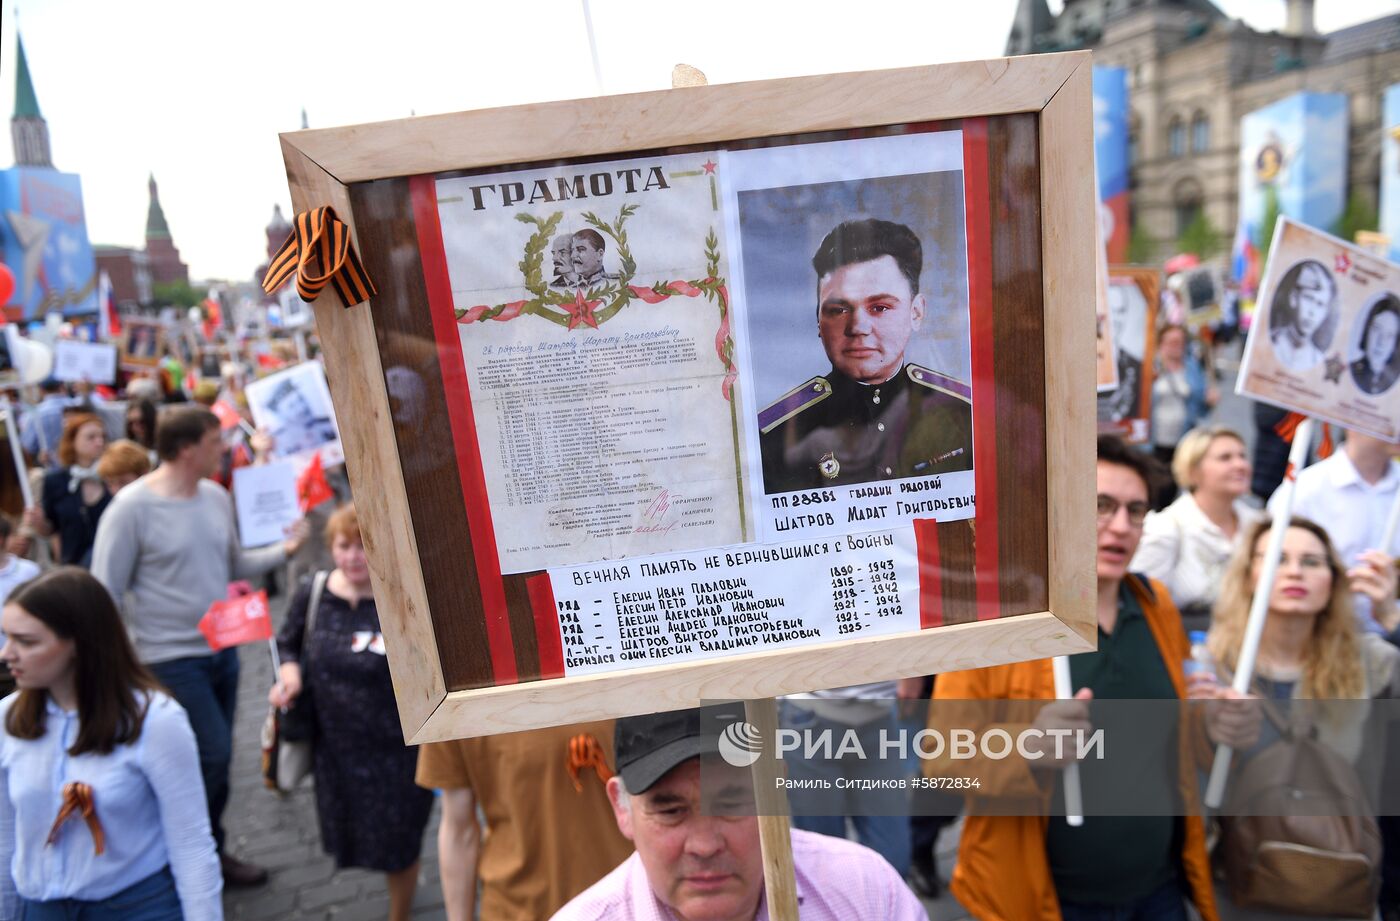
[[436, 153, 749, 573]]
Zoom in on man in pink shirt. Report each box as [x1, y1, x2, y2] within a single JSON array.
[[551, 705, 927, 921]]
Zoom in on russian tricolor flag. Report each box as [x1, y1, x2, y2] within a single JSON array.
[[97, 271, 122, 341]]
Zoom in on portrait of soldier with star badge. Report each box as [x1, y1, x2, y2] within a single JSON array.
[[755, 218, 973, 494], [731, 154, 975, 499], [1239, 217, 1400, 443]]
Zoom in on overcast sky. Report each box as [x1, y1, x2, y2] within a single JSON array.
[[0, 0, 1393, 281]]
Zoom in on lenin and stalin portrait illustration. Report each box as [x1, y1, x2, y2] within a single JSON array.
[[758, 219, 973, 494]]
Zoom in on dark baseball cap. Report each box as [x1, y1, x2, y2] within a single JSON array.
[[614, 703, 747, 794]]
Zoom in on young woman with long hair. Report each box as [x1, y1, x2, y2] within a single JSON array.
[[0, 568, 221, 919], [1207, 517, 1397, 706]]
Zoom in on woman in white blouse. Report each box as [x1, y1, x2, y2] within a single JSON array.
[[1131, 425, 1263, 631], [0, 568, 222, 920]]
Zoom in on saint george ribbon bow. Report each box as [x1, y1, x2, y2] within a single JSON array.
[[262, 207, 377, 308], [1274, 412, 1333, 460], [46, 782, 105, 856], [566, 733, 614, 793]]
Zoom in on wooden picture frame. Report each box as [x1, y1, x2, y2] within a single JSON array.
[[118, 318, 166, 372], [278, 52, 1097, 743]]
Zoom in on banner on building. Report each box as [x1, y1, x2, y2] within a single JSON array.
[[1232, 93, 1350, 299], [1093, 66, 1130, 265], [1381, 84, 1400, 267], [0, 168, 98, 321]]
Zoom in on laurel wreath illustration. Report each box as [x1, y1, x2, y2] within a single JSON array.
[[455, 205, 737, 398]]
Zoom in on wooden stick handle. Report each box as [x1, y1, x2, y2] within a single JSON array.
[[744, 698, 798, 921], [1204, 416, 1314, 808], [1051, 656, 1084, 826]]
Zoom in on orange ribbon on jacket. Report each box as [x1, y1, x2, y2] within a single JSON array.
[[46, 782, 105, 856], [262, 207, 377, 307], [1274, 412, 1333, 459], [567, 733, 614, 793]]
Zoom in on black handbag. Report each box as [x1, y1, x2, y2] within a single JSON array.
[[262, 571, 327, 793]]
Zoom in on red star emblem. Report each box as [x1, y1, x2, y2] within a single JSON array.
[[563, 289, 601, 330], [1334, 251, 1351, 275], [702, 159, 717, 175]]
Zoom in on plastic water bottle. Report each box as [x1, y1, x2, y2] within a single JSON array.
[[1183, 630, 1216, 694]]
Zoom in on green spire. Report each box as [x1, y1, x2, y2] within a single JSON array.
[[14, 34, 41, 119], [146, 174, 171, 239]]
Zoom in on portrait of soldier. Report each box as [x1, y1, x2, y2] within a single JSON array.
[[1268, 259, 1337, 373], [126, 324, 160, 360], [1097, 280, 1147, 424], [758, 218, 973, 494], [570, 229, 619, 287], [549, 233, 577, 287], [264, 377, 338, 457], [1350, 294, 1400, 395]]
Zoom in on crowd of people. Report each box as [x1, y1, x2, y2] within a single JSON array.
[[0, 315, 1393, 921]]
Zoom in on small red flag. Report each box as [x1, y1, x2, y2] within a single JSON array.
[[297, 453, 333, 513], [210, 400, 242, 431], [199, 590, 272, 651]]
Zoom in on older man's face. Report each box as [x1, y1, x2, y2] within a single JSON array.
[[609, 759, 762, 921], [552, 237, 573, 275], [572, 236, 604, 279], [817, 255, 925, 384]]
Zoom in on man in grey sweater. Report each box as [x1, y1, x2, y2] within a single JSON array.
[[92, 405, 308, 887]]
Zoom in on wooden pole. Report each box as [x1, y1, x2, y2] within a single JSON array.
[[744, 698, 799, 921], [1204, 416, 1315, 808], [1051, 656, 1084, 825]]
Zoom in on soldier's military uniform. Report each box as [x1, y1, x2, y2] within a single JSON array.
[[1269, 327, 1324, 372], [1351, 357, 1398, 395], [758, 363, 973, 494], [576, 269, 620, 287]]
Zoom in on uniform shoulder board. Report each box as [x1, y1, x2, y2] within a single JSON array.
[[907, 364, 972, 404], [758, 376, 832, 434]]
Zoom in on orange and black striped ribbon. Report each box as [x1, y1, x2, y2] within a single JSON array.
[[1274, 412, 1333, 459], [262, 206, 377, 307], [566, 733, 614, 793], [46, 782, 105, 855]]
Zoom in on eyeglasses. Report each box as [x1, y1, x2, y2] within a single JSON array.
[[1096, 494, 1149, 528], [1253, 552, 1329, 571]]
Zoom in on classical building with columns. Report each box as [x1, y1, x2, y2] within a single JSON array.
[[1007, 0, 1400, 263]]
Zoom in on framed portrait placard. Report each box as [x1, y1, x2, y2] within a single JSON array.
[[279, 52, 1098, 741], [1239, 217, 1400, 441], [1097, 266, 1160, 444], [245, 361, 344, 467], [119, 318, 166, 372]]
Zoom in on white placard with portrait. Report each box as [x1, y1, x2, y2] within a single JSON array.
[[245, 361, 344, 466], [1238, 217, 1400, 441]]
